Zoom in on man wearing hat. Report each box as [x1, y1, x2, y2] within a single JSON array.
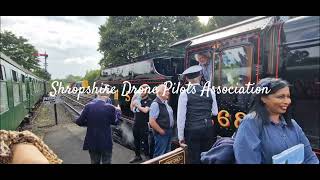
[[76, 90, 121, 164], [195, 51, 213, 82], [177, 65, 218, 164]]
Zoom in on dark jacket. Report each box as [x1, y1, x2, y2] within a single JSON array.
[[200, 137, 235, 164], [186, 85, 213, 130], [153, 97, 171, 130], [76, 99, 118, 152]]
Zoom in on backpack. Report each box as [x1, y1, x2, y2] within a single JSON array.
[[200, 116, 263, 164]]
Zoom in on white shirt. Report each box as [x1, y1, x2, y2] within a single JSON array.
[[177, 83, 218, 141]]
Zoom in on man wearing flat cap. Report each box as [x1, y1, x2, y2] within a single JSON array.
[[177, 65, 218, 164], [195, 51, 213, 82]]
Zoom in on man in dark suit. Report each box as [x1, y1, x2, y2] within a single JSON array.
[[76, 91, 121, 164]]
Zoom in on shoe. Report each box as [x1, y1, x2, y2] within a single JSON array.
[[129, 156, 142, 163]]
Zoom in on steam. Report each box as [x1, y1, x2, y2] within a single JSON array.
[[119, 122, 134, 145]]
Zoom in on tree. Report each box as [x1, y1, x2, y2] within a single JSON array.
[[174, 16, 205, 40], [0, 31, 51, 80], [206, 16, 255, 32], [82, 69, 100, 87], [98, 16, 139, 67], [98, 16, 204, 67], [33, 69, 51, 80], [64, 74, 82, 83], [50, 74, 82, 88]]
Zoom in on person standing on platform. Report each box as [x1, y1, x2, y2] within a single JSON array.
[[177, 65, 218, 164], [149, 84, 174, 158], [76, 91, 121, 164], [129, 84, 153, 163]]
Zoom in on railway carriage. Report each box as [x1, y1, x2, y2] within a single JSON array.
[[0, 52, 48, 130]]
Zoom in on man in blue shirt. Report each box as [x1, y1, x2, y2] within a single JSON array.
[[76, 91, 121, 164], [149, 84, 174, 157], [177, 65, 218, 164]]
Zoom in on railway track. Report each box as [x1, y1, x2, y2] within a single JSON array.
[[61, 94, 87, 115]]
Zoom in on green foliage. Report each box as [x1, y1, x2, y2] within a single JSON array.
[[206, 16, 256, 32], [82, 69, 100, 86], [98, 16, 204, 67], [50, 74, 83, 88], [64, 74, 82, 83], [33, 69, 51, 81], [0, 30, 51, 80]]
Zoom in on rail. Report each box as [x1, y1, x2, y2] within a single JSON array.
[[63, 101, 81, 115], [62, 94, 86, 107]]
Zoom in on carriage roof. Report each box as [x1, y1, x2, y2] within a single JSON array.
[[0, 52, 46, 81]]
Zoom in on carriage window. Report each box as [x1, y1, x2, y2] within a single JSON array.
[[0, 81, 9, 113], [153, 58, 184, 76], [21, 75, 27, 101], [0, 65, 5, 80], [12, 70, 21, 106], [36, 81, 39, 93], [220, 46, 253, 87], [21, 74, 25, 83], [22, 83, 27, 101], [13, 84, 21, 106], [34, 80, 36, 92], [12, 70, 18, 82]]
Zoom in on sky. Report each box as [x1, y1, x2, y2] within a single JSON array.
[[1, 16, 210, 79]]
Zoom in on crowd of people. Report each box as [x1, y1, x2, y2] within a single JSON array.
[[74, 59, 318, 164]]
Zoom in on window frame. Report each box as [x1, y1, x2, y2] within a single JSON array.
[[12, 70, 18, 82], [215, 44, 254, 87], [0, 65, 6, 81], [0, 81, 9, 114]]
